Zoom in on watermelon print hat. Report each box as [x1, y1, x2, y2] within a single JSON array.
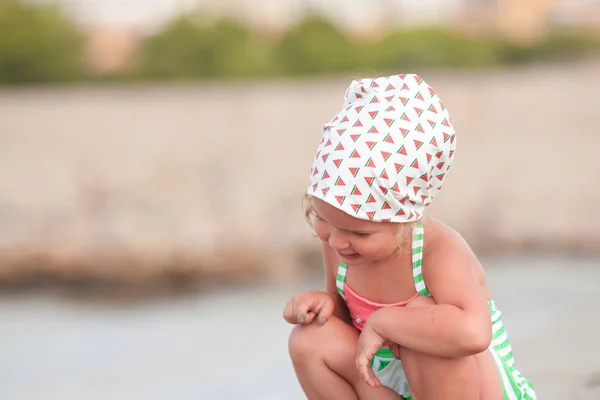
[[307, 74, 456, 223]]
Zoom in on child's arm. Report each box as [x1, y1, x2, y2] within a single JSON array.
[[322, 241, 352, 324], [368, 234, 492, 358]]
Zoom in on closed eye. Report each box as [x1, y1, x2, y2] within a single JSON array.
[[352, 232, 370, 238]]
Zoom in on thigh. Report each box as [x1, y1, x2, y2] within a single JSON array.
[[400, 345, 503, 400], [475, 348, 504, 400]]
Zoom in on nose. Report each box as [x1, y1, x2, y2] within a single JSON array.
[[328, 231, 350, 251]]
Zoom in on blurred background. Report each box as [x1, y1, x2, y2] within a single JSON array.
[[1, 0, 599, 399]]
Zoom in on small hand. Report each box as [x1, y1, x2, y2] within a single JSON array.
[[356, 320, 387, 388], [283, 290, 334, 325]]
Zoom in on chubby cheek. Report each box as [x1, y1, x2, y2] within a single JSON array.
[[313, 219, 330, 242], [358, 237, 398, 260], [347, 239, 374, 258]]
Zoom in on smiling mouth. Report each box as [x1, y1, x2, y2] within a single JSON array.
[[339, 252, 360, 259]]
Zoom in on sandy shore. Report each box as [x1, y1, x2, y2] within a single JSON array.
[[0, 255, 598, 399]]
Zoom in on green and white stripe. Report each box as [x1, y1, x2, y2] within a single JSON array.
[[411, 221, 430, 296], [488, 301, 537, 399], [336, 262, 348, 299]]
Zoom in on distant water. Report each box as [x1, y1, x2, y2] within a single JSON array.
[[1, 256, 599, 400]]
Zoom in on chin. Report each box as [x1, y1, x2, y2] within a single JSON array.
[[345, 257, 371, 267]]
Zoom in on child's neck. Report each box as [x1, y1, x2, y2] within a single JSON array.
[[364, 239, 413, 271]]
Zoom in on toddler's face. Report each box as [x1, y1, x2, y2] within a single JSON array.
[[310, 197, 411, 266]]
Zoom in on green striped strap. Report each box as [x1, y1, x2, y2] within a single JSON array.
[[336, 262, 348, 299], [412, 221, 430, 296]]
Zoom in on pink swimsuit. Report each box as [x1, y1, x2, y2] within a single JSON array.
[[344, 281, 418, 331]]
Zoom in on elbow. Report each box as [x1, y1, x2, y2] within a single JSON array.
[[461, 318, 492, 355]]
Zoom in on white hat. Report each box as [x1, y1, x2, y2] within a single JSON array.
[[307, 74, 456, 222]]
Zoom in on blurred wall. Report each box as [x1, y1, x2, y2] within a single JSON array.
[[0, 62, 598, 285]]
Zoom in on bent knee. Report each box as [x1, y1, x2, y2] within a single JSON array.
[[288, 323, 318, 359], [407, 295, 437, 307], [288, 316, 357, 361]]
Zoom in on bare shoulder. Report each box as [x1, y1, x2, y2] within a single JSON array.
[[423, 216, 475, 259], [422, 216, 491, 298]]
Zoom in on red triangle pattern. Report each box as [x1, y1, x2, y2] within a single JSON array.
[[307, 74, 456, 222]]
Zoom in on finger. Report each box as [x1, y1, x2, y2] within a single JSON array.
[[293, 299, 312, 323], [356, 353, 379, 388], [316, 297, 334, 325], [283, 298, 298, 324], [302, 311, 317, 324], [367, 366, 380, 388], [294, 297, 321, 323], [357, 361, 380, 388]]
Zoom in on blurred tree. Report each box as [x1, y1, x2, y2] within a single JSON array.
[[137, 16, 270, 79], [272, 15, 358, 75], [137, 17, 212, 78], [487, 28, 600, 65], [0, 2, 83, 84], [210, 18, 272, 77], [1, 4, 598, 84], [370, 28, 500, 70]]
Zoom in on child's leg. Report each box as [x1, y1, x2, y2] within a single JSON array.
[[289, 316, 402, 400], [399, 296, 503, 400]]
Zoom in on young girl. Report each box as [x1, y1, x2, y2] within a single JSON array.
[[283, 74, 536, 400]]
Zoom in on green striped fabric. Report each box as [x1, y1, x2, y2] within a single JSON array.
[[411, 222, 430, 296], [336, 262, 348, 299], [371, 348, 395, 372], [488, 301, 537, 399]]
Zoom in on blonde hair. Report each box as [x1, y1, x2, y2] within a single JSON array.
[[302, 193, 421, 246], [303, 193, 316, 233]]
